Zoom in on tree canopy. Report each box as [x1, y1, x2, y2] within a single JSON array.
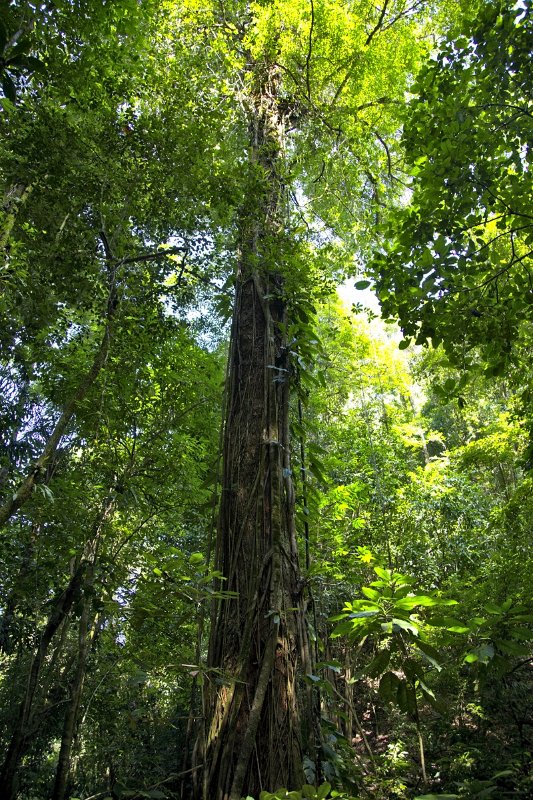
[[0, 1, 532, 799]]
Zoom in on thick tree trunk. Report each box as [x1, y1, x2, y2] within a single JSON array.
[[203, 64, 312, 800]]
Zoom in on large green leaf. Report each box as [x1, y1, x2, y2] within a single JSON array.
[[378, 671, 400, 703], [2, 72, 16, 101], [394, 594, 440, 610], [365, 648, 391, 678], [392, 617, 419, 636]]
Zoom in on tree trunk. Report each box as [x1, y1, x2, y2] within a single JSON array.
[[52, 593, 93, 800], [0, 564, 86, 800], [202, 62, 312, 800], [0, 487, 111, 799], [51, 493, 114, 800]]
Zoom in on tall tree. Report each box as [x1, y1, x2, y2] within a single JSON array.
[[3, 1, 495, 798], [203, 56, 313, 800], [198, 1, 444, 796], [0, 1, 234, 795]]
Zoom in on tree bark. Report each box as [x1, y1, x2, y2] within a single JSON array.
[[202, 62, 312, 800]]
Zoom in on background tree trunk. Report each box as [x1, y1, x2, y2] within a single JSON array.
[[0, 564, 86, 800], [51, 592, 94, 800]]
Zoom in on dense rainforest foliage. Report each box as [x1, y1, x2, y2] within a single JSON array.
[[0, 0, 531, 799]]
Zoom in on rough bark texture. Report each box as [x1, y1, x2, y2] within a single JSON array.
[[202, 63, 312, 800]]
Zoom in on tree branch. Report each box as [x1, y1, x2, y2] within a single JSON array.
[[379, 0, 426, 35], [373, 129, 393, 179], [305, 0, 314, 102], [365, 0, 391, 46]]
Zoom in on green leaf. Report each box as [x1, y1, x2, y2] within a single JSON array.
[[396, 679, 408, 711], [378, 671, 400, 702], [392, 618, 419, 636], [426, 615, 465, 629], [404, 658, 424, 682], [419, 249, 434, 268], [373, 566, 390, 580], [361, 586, 381, 601], [6, 54, 44, 73], [354, 279, 371, 290], [414, 795, 458, 799], [329, 612, 349, 622], [495, 639, 529, 656], [2, 73, 16, 102], [418, 678, 436, 700], [315, 661, 341, 674], [443, 377, 456, 393], [514, 614, 533, 623], [467, 642, 495, 664], [350, 610, 379, 619], [330, 619, 355, 638], [365, 648, 391, 677], [464, 652, 479, 664], [8, 39, 31, 58], [509, 627, 533, 641], [395, 679, 417, 714], [394, 594, 439, 610], [415, 641, 442, 671], [477, 642, 494, 664]]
